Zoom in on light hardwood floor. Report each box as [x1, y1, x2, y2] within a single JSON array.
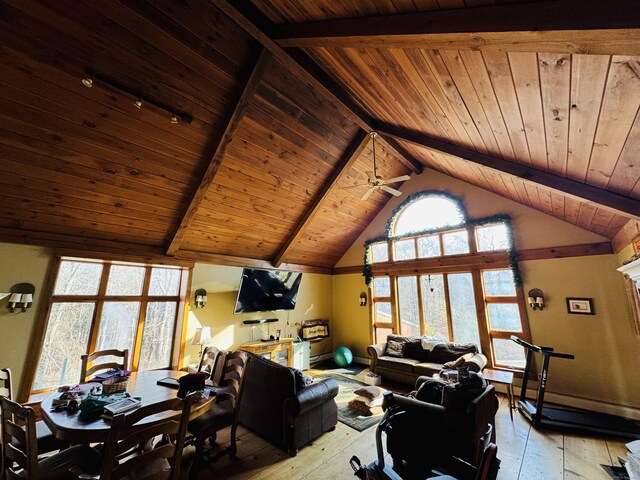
[[183, 368, 629, 479]]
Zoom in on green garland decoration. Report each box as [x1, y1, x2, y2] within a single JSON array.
[[362, 191, 523, 287]]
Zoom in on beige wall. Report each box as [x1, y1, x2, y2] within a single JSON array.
[[185, 264, 334, 367], [333, 168, 640, 409], [0, 242, 53, 395]]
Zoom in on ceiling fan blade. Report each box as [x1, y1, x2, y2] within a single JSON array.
[[381, 186, 402, 196], [384, 175, 411, 183], [361, 187, 376, 201], [366, 171, 377, 183]]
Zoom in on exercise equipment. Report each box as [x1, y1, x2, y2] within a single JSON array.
[[511, 336, 640, 439], [334, 346, 353, 367]]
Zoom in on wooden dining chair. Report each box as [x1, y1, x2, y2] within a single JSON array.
[[1, 397, 101, 480], [80, 349, 129, 383], [197, 346, 225, 384], [187, 350, 250, 478], [0, 367, 67, 455], [70, 394, 197, 480]]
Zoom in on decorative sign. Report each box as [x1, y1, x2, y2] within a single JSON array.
[[301, 320, 330, 340]]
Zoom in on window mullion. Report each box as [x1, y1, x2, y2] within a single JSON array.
[[442, 273, 454, 340], [87, 263, 112, 356], [390, 275, 399, 334], [131, 267, 152, 371], [416, 275, 426, 336]]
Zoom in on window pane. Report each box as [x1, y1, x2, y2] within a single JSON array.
[[375, 327, 393, 344], [487, 304, 522, 331], [34, 303, 95, 390], [374, 302, 392, 323], [482, 270, 516, 296], [417, 235, 441, 258], [442, 230, 469, 255], [138, 302, 177, 370], [149, 268, 181, 296], [398, 276, 420, 336], [54, 261, 103, 296], [395, 239, 416, 260], [106, 265, 145, 296], [96, 302, 140, 366], [394, 196, 465, 235], [421, 274, 448, 340], [493, 338, 526, 368], [447, 273, 480, 347], [477, 223, 510, 251], [371, 243, 389, 263], [373, 277, 390, 298]]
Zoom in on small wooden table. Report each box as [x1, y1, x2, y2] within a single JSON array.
[[41, 370, 214, 444], [241, 338, 294, 367], [482, 368, 515, 421]]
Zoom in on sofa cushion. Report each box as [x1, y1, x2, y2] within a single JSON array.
[[413, 362, 443, 377], [404, 339, 431, 362], [385, 339, 405, 357], [430, 343, 478, 364], [376, 356, 420, 373]]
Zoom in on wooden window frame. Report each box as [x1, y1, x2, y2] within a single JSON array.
[[20, 257, 190, 401]]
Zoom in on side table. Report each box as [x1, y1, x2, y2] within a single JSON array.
[[482, 368, 515, 421]]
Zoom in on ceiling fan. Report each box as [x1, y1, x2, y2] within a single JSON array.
[[343, 131, 411, 200]]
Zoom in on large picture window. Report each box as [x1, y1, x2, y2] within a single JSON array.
[[367, 192, 532, 372], [32, 258, 189, 393]]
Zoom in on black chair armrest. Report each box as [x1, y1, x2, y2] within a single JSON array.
[[284, 378, 339, 416]]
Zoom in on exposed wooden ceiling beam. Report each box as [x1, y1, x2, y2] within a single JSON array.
[[273, 0, 640, 54], [273, 130, 370, 268], [165, 48, 272, 256], [376, 123, 640, 221], [213, 0, 423, 175]]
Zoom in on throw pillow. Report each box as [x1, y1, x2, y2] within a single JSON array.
[[385, 339, 405, 358], [353, 385, 386, 400]]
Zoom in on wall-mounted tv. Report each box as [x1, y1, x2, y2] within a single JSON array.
[[234, 268, 303, 314]]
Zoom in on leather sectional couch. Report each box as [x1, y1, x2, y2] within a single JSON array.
[[238, 352, 339, 456], [368, 335, 488, 385]]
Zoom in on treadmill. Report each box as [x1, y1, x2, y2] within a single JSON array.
[[511, 336, 640, 439]]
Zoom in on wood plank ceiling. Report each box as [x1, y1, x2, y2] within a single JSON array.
[[251, 0, 640, 241], [0, 0, 638, 271]]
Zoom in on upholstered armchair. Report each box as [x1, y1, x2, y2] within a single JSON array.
[[238, 352, 339, 456], [383, 376, 498, 480]]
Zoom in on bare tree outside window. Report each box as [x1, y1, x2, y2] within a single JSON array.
[[32, 260, 185, 393]]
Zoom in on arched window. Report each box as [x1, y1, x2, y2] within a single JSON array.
[[392, 194, 466, 236], [368, 191, 531, 372]]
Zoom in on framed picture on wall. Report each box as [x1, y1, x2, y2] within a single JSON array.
[[566, 298, 594, 315]]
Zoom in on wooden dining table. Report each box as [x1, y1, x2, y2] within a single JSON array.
[[41, 370, 214, 444]]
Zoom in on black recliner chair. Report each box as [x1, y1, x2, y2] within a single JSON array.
[[238, 351, 339, 456]]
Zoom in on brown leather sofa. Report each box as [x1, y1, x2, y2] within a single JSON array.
[[238, 352, 339, 456], [384, 376, 499, 479], [368, 335, 488, 385]]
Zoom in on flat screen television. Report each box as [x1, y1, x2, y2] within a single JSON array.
[[234, 268, 303, 314]]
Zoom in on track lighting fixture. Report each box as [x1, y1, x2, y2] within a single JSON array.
[[80, 70, 192, 125]]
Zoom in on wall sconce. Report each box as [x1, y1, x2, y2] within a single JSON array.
[[194, 289, 207, 309], [191, 326, 212, 358], [7, 283, 35, 313], [359, 292, 367, 307], [527, 288, 545, 310]]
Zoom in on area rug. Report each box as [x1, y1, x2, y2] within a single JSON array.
[[315, 373, 385, 432], [313, 360, 368, 376]]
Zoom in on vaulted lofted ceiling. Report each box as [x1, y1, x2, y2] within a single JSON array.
[[0, 0, 639, 271]]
